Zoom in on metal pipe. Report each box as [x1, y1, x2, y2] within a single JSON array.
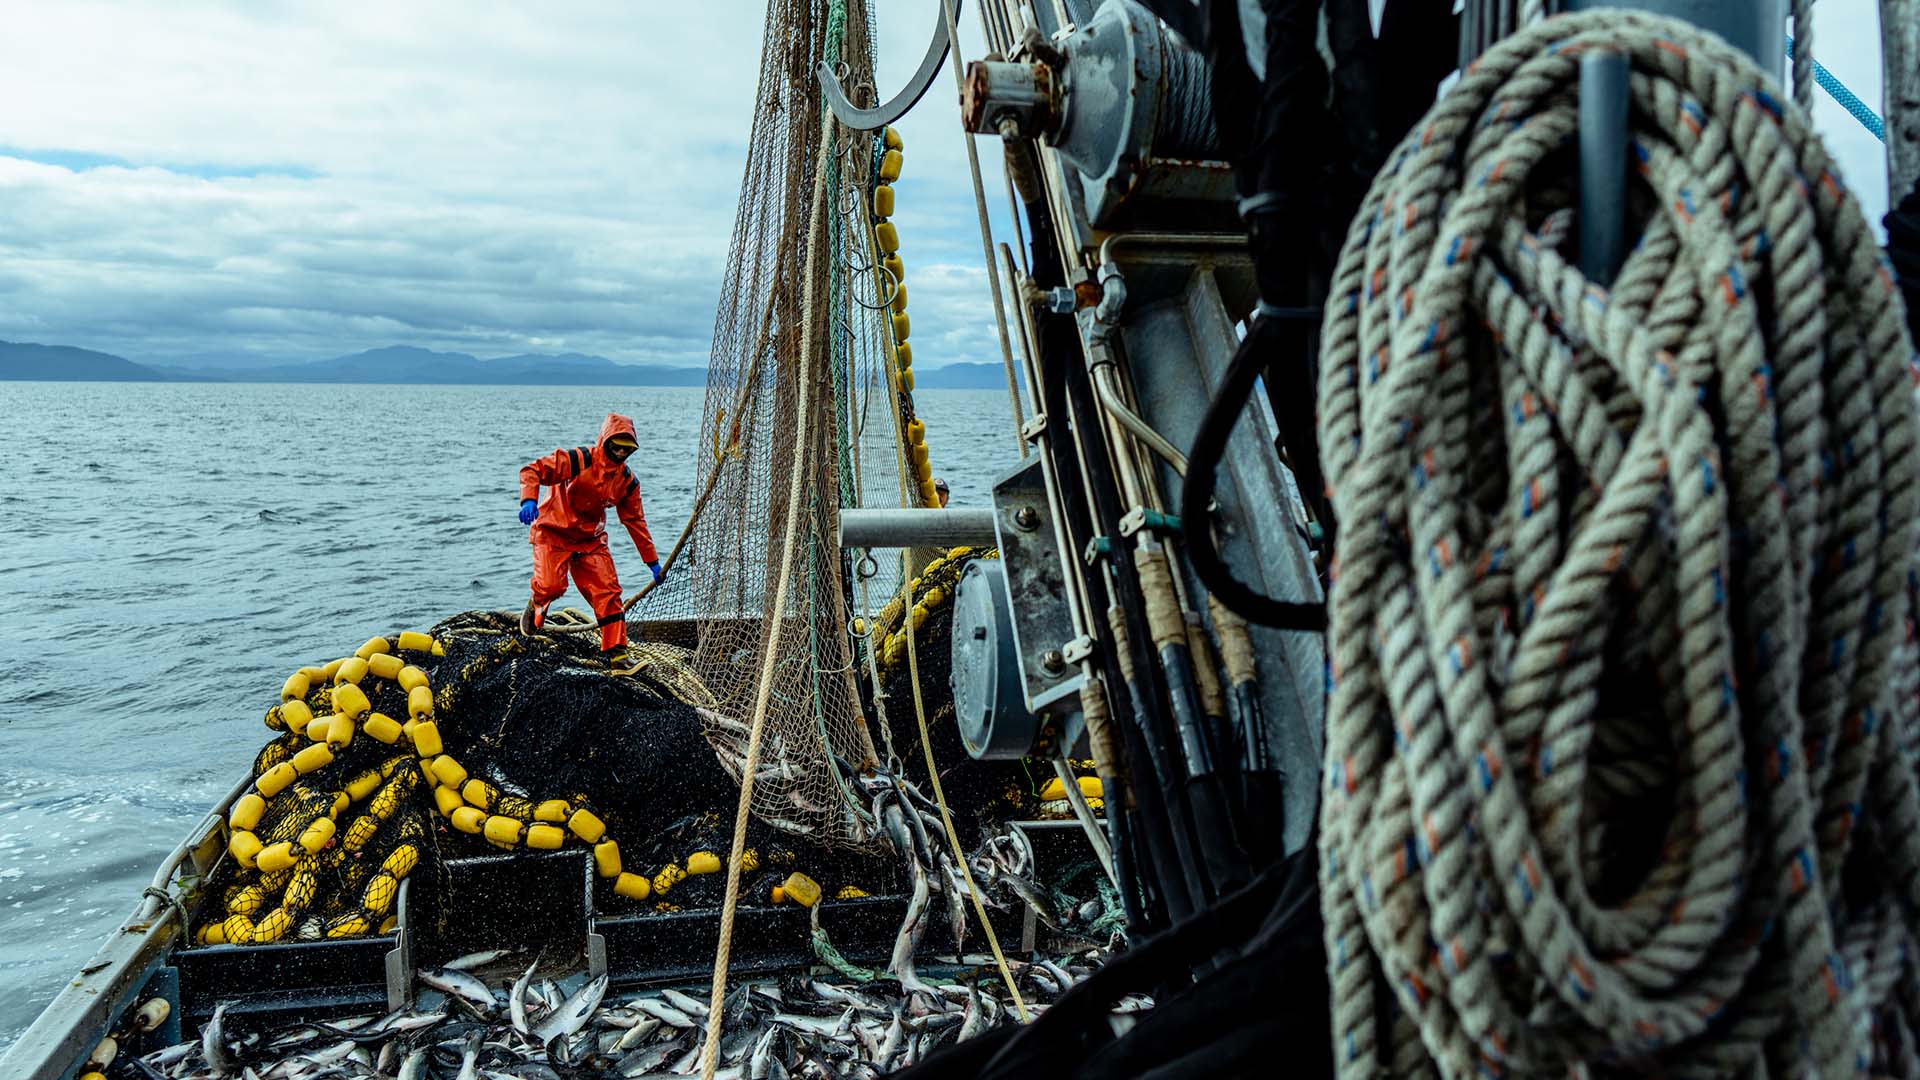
[[1887, 0, 1920, 200], [1578, 51, 1631, 286], [838, 508, 999, 548], [1567, 0, 1785, 287], [1092, 360, 1189, 475], [1050, 752, 1116, 883]]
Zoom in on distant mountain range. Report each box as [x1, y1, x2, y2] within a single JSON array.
[[0, 340, 1011, 388]]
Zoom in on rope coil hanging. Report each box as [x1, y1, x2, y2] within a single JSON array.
[[1315, 11, 1920, 1077]]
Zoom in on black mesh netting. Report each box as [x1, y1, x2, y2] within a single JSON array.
[[428, 610, 735, 827]]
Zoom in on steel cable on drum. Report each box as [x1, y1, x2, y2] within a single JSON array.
[[1315, 11, 1920, 1077]]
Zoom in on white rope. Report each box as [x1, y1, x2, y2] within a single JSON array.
[[1316, 11, 1920, 1077]]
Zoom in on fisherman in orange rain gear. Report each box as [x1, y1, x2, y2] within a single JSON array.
[[516, 413, 663, 655]]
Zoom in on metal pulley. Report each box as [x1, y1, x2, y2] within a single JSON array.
[[949, 560, 1037, 760], [960, 0, 1232, 227]]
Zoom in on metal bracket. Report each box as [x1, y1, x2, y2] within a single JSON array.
[[1021, 414, 1049, 442], [382, 878, 414, 1012], [817, 0, 965, 131], [1082, 536, 1114, 565], [1061, 634, 1096, 666], [992, 457, 1086, 713], [1118, 506, 1181, 538]]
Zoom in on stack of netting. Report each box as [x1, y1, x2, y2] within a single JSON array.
[[196, 615, 906, 946]]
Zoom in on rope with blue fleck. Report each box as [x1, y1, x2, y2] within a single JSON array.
[[1316, 11, 1920, 1077]]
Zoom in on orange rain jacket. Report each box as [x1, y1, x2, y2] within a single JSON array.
[[518, 412, 659, 563]]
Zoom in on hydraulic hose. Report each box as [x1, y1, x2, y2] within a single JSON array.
[[1180, 306, 1329, 631]]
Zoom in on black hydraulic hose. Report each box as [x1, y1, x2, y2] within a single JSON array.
[[1159, 642, 1252, 891], [1056, 325, 1220, 909], [1058, 354, 1206, 917], [1018, 193, 1185, 931], [1104, 781, 1148, 933], [1181, 308, 1329, 630], [1231, 680, 1286, 866]]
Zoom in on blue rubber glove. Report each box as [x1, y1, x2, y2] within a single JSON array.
[[647, 561, 665, 585], [518, 498, 538, 525]]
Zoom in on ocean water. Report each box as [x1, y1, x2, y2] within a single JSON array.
[[0, 381, 1021, 1051]]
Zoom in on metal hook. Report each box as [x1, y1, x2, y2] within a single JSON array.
[[850, 262, 901, 312], [817, 0, 965, 131]]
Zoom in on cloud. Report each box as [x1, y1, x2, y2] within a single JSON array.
[[0, 0, 1900, 370], [0, 1, 777, 365]]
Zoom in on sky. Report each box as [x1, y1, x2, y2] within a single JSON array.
[[0, 0, 1897, 370]]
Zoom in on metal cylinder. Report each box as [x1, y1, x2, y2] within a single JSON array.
[[837, 508, 999, 549]]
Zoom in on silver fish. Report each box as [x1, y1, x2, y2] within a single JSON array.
[[669, 1042, 704, 1075], [1040, 958, 1076, 992], [999, 871, 1057, 927], [532, 972, 608, 1045], [381, 1010, 448, 1034], [748, 1025, 781, 1080], [444, 948, 513, 971], [397, 1046, 429, 1080], [772, 1011, 850, 1038], [457, 1029, 482, 1080], [510, 959, 539, 1036], [420, 968, 497, 1013], [614, 1016, 662, 1050], [659, 986, 710, 1019], [616, 1036, 684, 1076], [203, 1001, 234, 1077], [957, 989, 986, 1042], [296, 1039, 357, 1065], [630, 998, 697, 1028], [876, 1008, 905, 1070], [886, 825, 936, 992], [145, 1042, 197, 1067], [806, 982, 882, 1014], [937, 856, 968, 953]]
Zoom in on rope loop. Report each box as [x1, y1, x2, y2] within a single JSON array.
[[1316, 11, 1920, 1077]]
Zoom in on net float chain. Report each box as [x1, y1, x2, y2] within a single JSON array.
[[866, 125, 941, 509], [232, 633, 446, 871]]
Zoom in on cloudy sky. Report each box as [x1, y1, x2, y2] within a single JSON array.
[[0, 1, 1897, 369]]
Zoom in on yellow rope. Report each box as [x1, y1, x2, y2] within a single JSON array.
[[864, 133, 1031, 1017], [900, 558, 1031, 1021], [698, 121, 834, 1080]]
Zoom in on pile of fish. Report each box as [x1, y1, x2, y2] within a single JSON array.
[[134, 947, 1145, 1079]]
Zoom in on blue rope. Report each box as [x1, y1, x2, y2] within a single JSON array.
[[1785, 35, 1886, 142]]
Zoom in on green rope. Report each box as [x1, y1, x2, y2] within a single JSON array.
[[810, 910, 879, 982], [823, 0, 857, 506]]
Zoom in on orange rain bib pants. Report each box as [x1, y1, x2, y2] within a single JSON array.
[[519, 413, 658, 653]]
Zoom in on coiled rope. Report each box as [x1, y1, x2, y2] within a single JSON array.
[[1316, 11, 1920, 1077]]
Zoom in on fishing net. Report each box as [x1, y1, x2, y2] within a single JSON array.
[[640, 0, 951, 852], [192, 616, 922, 947]]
